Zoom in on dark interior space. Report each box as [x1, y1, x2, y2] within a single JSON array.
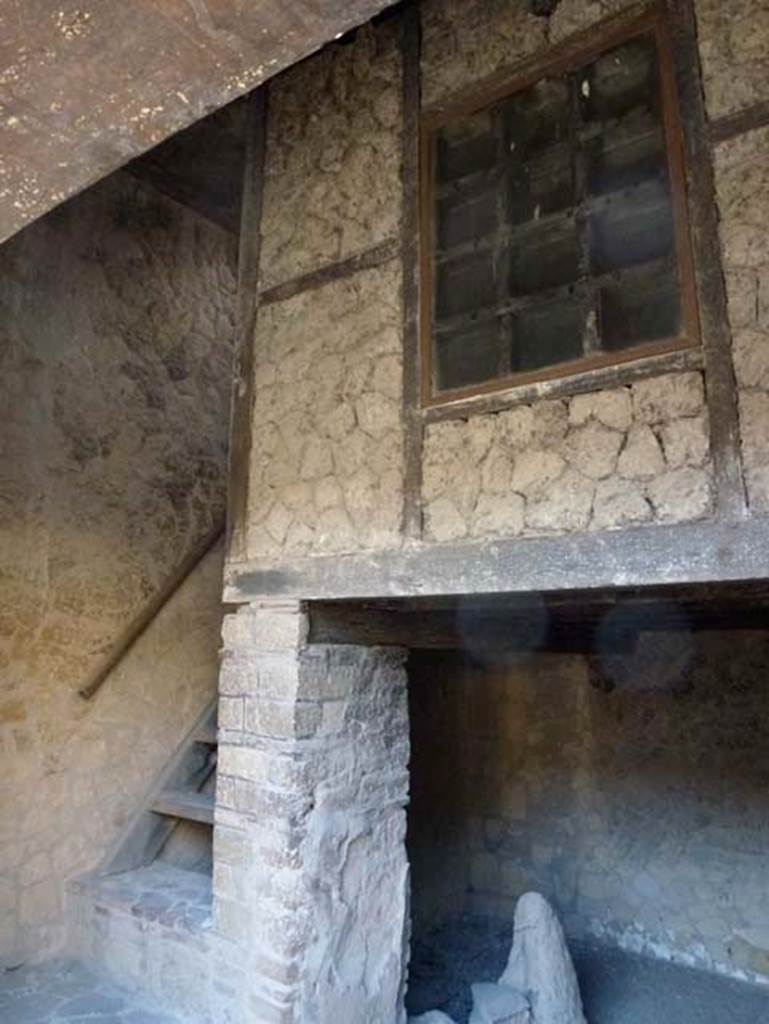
[[312, 584, 769, 1023]]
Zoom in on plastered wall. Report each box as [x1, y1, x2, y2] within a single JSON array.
[[0, 172, 235, 963], [408, 633, 769, 984], [241, 0, 769, 569]]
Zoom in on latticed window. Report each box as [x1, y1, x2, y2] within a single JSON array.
[[420, 9, 699, 405]]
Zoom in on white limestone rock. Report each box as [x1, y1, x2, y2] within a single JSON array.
[[469, 981, 530, 1023], [409, 1013, 457, 1024], [500, 892, 587, 1024]]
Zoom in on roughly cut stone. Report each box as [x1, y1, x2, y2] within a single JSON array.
[[647, 467, 712, 521], [469, 982, 530, 1024], [500, 892, 586, 1024], [724, 268, 759, 329], [592, 477, 652, 530], [568, 388, 632, 432], [631, 372, 704, 425], [617, 426, 665, 480], [732, 328, 769, 389], [530, 400, 569, 446], [564, 422, 623, 480], [511, 450, 566, 497], [524, 469, 594, 532], [497, 406, 535, 449], [472, 492, 525, 538], [426, 497, 468, 543], [659, 415, 710, 469], [409, 1013, 457, 1024]]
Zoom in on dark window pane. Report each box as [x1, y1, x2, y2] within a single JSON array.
[[508, 142, 575, 225], [437, 186, 497, 252], [579, 35, 660, 124], [512, 299, 586, 372], [501, 77, 571, 158], [436, 111, 497, 184], [436, 320, 506, 391], [427, 26, 690, 398], [600, 265, 681, 350], [585, 111, 666, 196], [509, 218, 580, 296], [589, 179, 674, 274], [435, 250, 496, 321]]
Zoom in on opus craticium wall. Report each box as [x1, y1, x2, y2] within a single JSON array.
[[238, 0, 769, 571]]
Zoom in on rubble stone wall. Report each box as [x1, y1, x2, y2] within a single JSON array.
[[246, 261, 405, 560], [259, 20, 402, 290], [0, 173, 234, 964], [409, 634, 769, 984], [695, 0, 769, 120], [242, 0, 766, 569], [215, 602, 410, 1023], [423, 373, 712, 542]]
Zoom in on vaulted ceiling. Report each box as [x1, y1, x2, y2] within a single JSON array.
[[0, 0, 394, 245]]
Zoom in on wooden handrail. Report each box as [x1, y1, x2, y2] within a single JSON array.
[[78, 519, 225, 700]]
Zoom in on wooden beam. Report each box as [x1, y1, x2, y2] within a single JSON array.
[[667, 0, 747, 519], [79, 523, 224, 700], [226, 89, 267, 566], [423, 346, 703, 422], [258, 238, 400, 306], [399, 1, 424, 540], [709, 100, 769, 146], [224, 515, 769, 602], [309, 604, 635, 653]]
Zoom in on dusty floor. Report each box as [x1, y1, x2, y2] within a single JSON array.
[[0, 960, 180, 1023], [407, 914, 769, 1023]]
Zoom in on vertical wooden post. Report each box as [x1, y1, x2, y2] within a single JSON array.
[[666, 0, 747, 520], [226, 87, 268, 564], [400, 2, 424, 541]]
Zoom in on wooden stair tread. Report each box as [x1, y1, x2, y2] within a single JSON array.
[[151, 789, 215, 825]]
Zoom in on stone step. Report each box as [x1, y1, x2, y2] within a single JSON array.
[[150, 789, 215, 826], [69, 864, 215, 1019]]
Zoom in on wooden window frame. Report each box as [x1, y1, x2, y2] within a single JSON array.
[[419, 2, 700, 409]]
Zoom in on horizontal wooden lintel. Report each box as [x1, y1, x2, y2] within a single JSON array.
[[224, 515, 769, 604]]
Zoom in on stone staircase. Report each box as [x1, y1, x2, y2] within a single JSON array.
[[66, 701, 226, 1021]]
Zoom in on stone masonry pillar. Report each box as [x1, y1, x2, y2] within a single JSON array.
[[213, 599, 410, 1024]]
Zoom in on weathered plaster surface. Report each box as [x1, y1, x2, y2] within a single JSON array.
[[422, 374, 713, 543], [247, 262, 404, 560], [419, 0, 639, 106], [0, 173, 234, 963], [409, 633, 769, 984], [419, 0, 546, 107], [260, 21, 402, 289], [714, 125, 769, 511], [695, 0, 769, 120]]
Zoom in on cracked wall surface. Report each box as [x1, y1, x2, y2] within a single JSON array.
[[695, 0, 769, 120], [259, 21, 402, 290], [715, 128, 769, 511], [242, 0, 767, 571], [0, 172, 235, 963], [246, 261, 404, 560], [422, 373, 712, 542], [409, 634, 769, 985], [419, 0, 639, 106]]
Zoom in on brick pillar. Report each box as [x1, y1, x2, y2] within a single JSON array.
[[214, 599, 410, 1024]]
